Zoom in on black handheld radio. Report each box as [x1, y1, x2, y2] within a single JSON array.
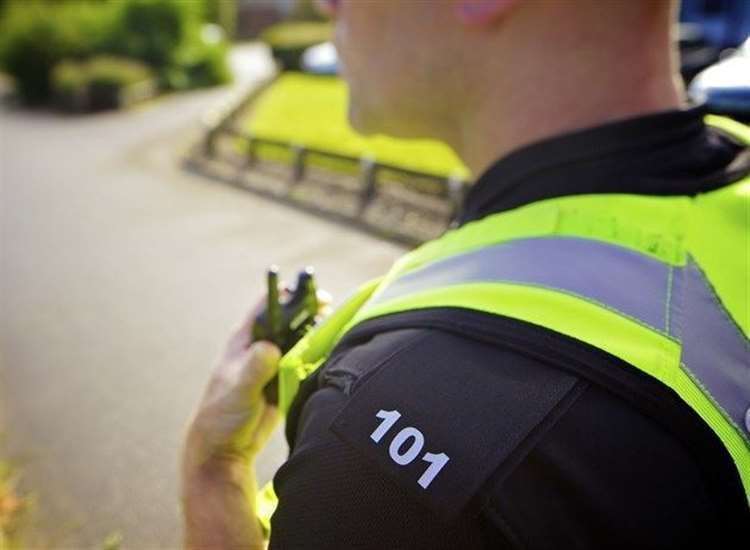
[[252, 266, 320, 404]]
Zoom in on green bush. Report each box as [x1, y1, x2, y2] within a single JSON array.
[[85, 56, 153, 88], [52, 60, 87, 95], [168, 39, 231, 90], [202, 0, 236, 39], [51, 59, 89, 111], [51, 56, 155, 111], [108, 0, 230, 90], [107, 0, 198, 70], [0, 1, 116, 104], [86, 56, 154, 110], [0, 0, 230, 105], [261, 22, 333, 48], [260, 21, 332, 71]]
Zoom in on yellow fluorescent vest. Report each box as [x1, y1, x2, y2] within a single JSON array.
[[259, 116, 750, 532]]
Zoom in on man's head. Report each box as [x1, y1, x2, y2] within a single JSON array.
[[319, 0, 682, 174]]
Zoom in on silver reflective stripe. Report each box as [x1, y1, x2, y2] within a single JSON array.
[[372, 237, 750, 437], [678, 260, 750, 441], [374, 237, 672, 334]]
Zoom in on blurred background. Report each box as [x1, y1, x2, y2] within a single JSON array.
[[0, 0, 748, 548]]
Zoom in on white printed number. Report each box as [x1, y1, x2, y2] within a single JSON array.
[[370, 409, 450, 489]]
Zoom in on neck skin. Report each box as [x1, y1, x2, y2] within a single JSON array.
[[448, 2, 687, 177]]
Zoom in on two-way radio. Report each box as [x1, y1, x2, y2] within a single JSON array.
[[252, 266, 320, 404]]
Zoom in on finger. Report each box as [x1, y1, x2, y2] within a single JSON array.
[[244, 404, 281, 455], [240, 341, 281, 395]]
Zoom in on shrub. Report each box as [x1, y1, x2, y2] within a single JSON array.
[[86, 56, 155, 110], [169, 38, 231, 90], [0, 0, 230, 105], [260, 21, 333, 71], [202, 0, 237, 39], [0, 1, 117, 104], [51, 59, 89, 111], [107, 1, 230, 90], [51, 56, 155, 112], [105, 0, 233, 90], [106, 0, 198, 70]]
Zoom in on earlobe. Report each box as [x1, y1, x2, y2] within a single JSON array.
[[455, 0, 519, 26]]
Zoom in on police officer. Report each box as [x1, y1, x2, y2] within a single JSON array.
[[182, 0, 750, 548]]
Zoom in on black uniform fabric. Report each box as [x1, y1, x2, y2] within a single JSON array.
[[268, 106, 750, 550]]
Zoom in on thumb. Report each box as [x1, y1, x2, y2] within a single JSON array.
[[242, 341, 281, 394]]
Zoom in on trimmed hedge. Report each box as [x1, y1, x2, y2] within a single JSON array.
[[52, 56, 156, 112], [260, 21, 333, 71], [51, 60, 90, 112]]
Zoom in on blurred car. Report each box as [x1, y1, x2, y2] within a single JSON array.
[[680, 0, 750, 51], [679, 23, 722, 83], [678, 0, 750, 83], [689, 38, 750, 121], [301, 41, 338, 75]]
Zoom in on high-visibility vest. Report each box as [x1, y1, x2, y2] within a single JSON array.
[[258, 116, 750, 533]]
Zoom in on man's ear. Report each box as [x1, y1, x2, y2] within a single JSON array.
[[455, 0, 520, 26]]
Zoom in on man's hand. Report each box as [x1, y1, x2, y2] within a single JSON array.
[[182, 297, 282, 550], [181, 289, 331, 549], [184, 317, 282, 471]]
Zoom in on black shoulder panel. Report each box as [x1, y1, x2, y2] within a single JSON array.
[[329, 329, 581, 521]]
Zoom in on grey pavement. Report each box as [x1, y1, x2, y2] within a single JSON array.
[[0, 44, 404, 548]]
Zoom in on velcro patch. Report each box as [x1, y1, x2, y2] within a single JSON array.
[[330, 331, 578, 521]]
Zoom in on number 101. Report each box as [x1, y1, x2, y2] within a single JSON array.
[[370, 409, 450, 490]]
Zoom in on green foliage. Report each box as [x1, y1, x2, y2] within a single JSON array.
[[0, 1, 117, 104], [245, 74, 469, 179], [51, 59, 89, 110], [0, 0, 231, 105], [86, 55, 153, 87], [51, 61, 87, 94], [261, 21, 332, 49], [52, 56, 155, 111], [107, 0, 197, 69], [260, 21, 332, 71], [104, 0, 231, 91], [168, 40, 231, 90], [202, 0, 237, 39]]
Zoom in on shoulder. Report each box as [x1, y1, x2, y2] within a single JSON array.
[[286, 324, 582, 520], [276, 313, 749, 546], [270, 371, 499, 549]]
